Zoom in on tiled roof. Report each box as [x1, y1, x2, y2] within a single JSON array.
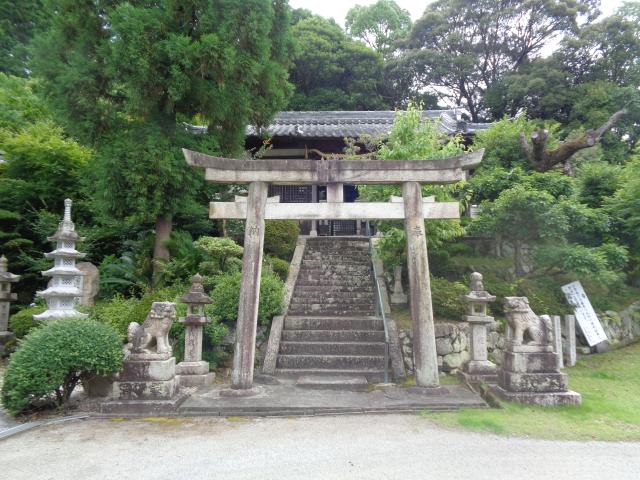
[[244, 109, 490, 138]]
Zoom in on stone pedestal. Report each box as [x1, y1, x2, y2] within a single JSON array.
[[490, 297, 581, 407], [176, 361, 215, 387], [390, 265, 407, 305], [102, 355, 188, 414]]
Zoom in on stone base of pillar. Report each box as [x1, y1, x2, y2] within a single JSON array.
[[219, 385, 264, 398], [490, 385, 582, 407], [176, 360, 215, 387], [390, 292, 407, 304], [0, 331, 15, 357], [309, 229, 318, 237], [458, 360, 498, 385]]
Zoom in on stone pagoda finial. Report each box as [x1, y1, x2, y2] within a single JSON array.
[[459, 272, 498, 384], [34, 198, 87, 321], [175, 274, 215, 387]]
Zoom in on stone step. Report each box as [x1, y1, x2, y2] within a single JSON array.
[[293, 285, 375, 293], [295, 375, 369, 391], [281, 329, 386, 342], [275, 368, 386, 383], [284, 316, 382, 330], [289, 298, 375, 306], [276, 354, 386, 370], [294, 280, 374, 287], [280, 341, 386, 356], [291, 290, 375, 298], [287, 308, 377, 317]]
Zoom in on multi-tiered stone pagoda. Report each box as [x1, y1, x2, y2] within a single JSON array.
[[34, 199, 87, 321]]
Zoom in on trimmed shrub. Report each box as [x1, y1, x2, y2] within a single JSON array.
[[264, 255, 289, 282], [8, 306, 46, 338], [211, 270, 284, 326], [264, 220, 299, 260], [1, 318, 123, 415]]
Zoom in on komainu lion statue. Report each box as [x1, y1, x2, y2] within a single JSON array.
[[127, 302, 176, 356], [504, 296, 552, 346]]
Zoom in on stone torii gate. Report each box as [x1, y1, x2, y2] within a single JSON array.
[[184, 149, 484, 394]]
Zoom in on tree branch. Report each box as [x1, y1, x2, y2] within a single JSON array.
[[519, 108, 628, 172]]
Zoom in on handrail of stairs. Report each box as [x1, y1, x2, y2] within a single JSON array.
[[369, 238, 390, 383]]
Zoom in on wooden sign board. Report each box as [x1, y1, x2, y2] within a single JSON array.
[[561, 281, 608, 347]]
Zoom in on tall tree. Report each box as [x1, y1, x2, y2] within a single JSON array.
[[0, 0, 46, 76], [31, 0, 293, 281], [288, 16, 389, 110], [394, 0, 597, 121], [345, 0, 412, 59]]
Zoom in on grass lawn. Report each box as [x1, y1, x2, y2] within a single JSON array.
[[424, 341, 640, 441]]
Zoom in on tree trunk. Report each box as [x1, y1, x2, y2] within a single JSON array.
[[513, 240, 525, 277], [152, 213, 173, 284]]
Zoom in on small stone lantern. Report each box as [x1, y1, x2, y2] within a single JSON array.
[[459, 272, 497, 384], [0, 255, 20, 353], [176, 274, 216, 387]]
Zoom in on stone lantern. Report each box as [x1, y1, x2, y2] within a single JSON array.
[[34, 199, 87, 321], [176, 274, 216, 387], [459, 272, 497, 384], [0, 255, 20, 353]]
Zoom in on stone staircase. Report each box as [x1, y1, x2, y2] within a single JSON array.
[[276, 237, 388, 383]]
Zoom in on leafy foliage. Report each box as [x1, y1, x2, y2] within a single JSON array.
[[264, 220, 300, 261], [394, 0, 596, 120], [345, 0, 412, 59], [288, 16, 389, 110], [211, 271, 284, 326], [1, 318, 123, 415], [8, 306, 46, 339]]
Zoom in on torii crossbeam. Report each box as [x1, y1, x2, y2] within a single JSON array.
[[184, 148, 483, 394]]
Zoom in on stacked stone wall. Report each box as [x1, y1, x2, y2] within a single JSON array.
[[399, 300, 640, 374]]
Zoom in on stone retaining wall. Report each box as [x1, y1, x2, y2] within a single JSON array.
[[399, 300, 640, 374]]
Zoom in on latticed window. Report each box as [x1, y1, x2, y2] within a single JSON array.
[[268, 185, 312, 203]]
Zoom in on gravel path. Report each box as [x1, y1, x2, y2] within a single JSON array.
[[1, 414, 639, 480]]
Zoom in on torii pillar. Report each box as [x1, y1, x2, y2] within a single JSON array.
[[403, 182, 440, 388], [228, 181, 268, 393]]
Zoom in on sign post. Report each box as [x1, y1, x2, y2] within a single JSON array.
[[561, 281, 607, 347]]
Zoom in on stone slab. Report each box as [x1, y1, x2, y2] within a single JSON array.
[[499, 371, 568, 393], [179, 380, 486, 417], [176, 361, 209, 376], [490, 385, 582, 407], [120, 357, 176, 382], [177, 373, 216, 388], [219, 386, 265, 398], [100, 391, 189, 415], [458, 370, 498, 385], [463, 360, 497, 375], [296, 375, 368, 391]]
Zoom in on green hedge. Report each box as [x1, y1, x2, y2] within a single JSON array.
[[2, 318, 123, 415]]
